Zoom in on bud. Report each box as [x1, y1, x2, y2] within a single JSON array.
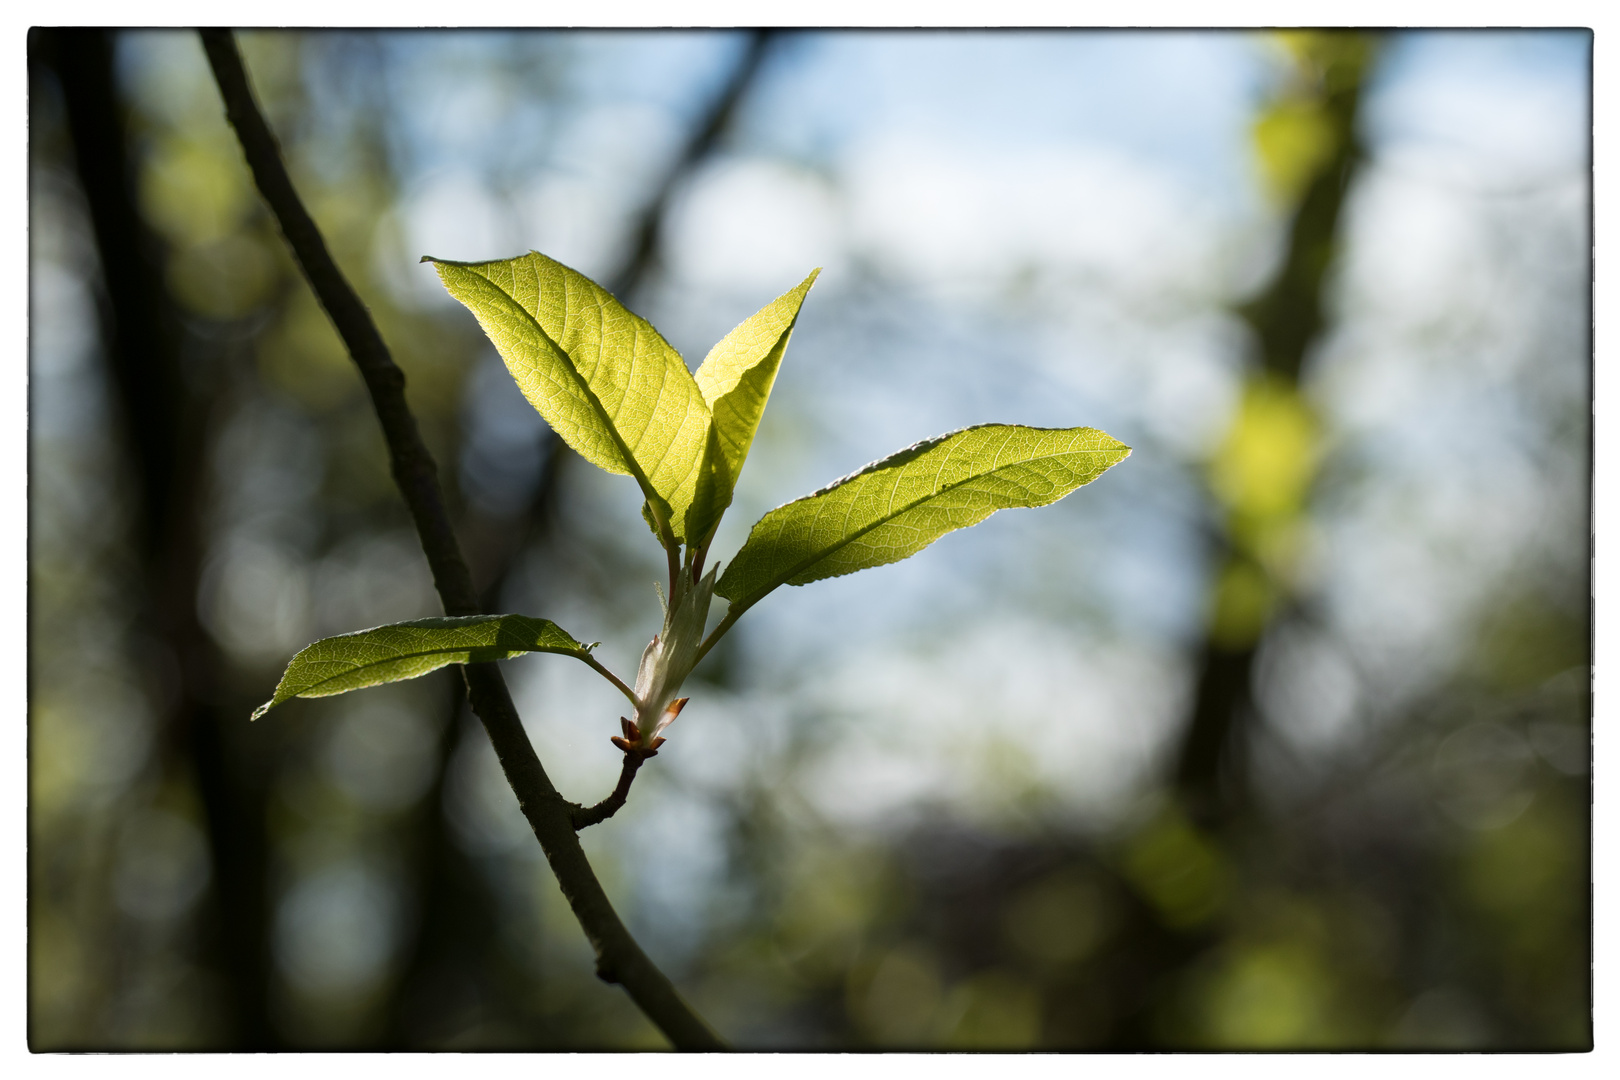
[[629, 563, 717, 749], [611, 715, 669, 757]]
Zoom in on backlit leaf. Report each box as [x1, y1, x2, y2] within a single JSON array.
[[252, 614, 594, 720], [686, 269, 820, 545], [716, 424, 1129, 613], [427, 252, 711, 544]]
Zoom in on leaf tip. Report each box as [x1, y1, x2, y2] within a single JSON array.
[[250, 700, 274, 721]]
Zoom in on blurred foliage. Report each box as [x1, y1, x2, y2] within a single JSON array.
[[1253, 32, 1376, 207], [28, 28, 1589, 1051]]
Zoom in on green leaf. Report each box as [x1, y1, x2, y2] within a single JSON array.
[[252, 614, 595, 720], [715, 424, 1130, 613], [686, 269, 820, 545], [426, 252, 711, 544]]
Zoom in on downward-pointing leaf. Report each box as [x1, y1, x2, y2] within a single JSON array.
[[686, 269, 820, 544], [715, 424, 1130, 613], [427, 252, 711, 544], [253, 615, 595, 720]]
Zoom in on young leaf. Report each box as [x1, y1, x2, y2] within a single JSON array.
[[715, 424, 1130, 613], [253, 614, 595, 720], [686, 269, 820, 544], [426, 252, 711, 544]]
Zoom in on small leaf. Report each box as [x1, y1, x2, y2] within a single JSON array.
[[686, 269, 820, 544], [252, 614, 594, 720], [427, 252, 711, 544], [716, 424, 1130, 613]]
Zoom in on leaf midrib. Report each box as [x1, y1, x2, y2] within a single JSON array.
[[731, 434, 1100, 610], [557, 267, 702, 495], [290, 638, 586, 697], [469, 260, 689, 532]]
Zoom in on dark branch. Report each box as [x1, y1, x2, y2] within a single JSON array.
[[572, 752, 647, 830], [198, 29, 724, 1052], [1173, 35, 1380, 828], [608, 29, 775, 300], [198, 29, 476, 616]]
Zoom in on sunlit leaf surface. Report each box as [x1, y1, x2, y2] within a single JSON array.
[[717, 424, 1130, 612], [252, 614, 594, 719], [428, 252, 711, 542], [687, 269, 820, 543]]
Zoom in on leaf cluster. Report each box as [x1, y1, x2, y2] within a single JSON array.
[[256, 253, 1129, 730]]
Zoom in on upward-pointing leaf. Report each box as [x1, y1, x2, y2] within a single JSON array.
[[686, 269, 820, 545], [715, 424, 1130, 614], [427, 252, 711, 544], [252, 614, 595, 720]]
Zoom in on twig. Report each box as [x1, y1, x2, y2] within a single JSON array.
[[572, 752, 647, 830], [199, 28, 723, 1051]]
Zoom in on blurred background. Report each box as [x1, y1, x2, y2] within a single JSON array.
[[28, 28, 1591, 1050]]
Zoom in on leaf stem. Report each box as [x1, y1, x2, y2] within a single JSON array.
[[691, 522, 718, 584], [582, 652, 640, 707], [200, 29, 723, 1051], [644, 497, 682, 583], [692, 603, 746, 670]]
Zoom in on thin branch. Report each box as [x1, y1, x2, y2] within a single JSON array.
[[571, 753, 647, 830], [199, 29, 723, 1052], [608, 29, 775, 300]]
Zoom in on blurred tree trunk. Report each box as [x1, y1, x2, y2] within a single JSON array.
[[34, 27, 280, 1049], [1103, 32, 1383, 1049], [1172, 33, 1380, 829]]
